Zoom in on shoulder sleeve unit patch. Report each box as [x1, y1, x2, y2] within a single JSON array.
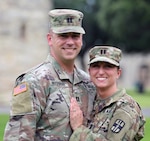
[[110, 119, 125, 133], [13, 83, 27, 96]]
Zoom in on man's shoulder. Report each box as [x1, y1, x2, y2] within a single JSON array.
[[15, 61, 53, 84]]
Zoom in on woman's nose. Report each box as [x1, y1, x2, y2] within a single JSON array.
[[98, 67, 105, 74]]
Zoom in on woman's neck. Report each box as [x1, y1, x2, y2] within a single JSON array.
[[97, 85, 118, 99]]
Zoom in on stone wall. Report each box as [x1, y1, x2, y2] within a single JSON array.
[[0, 0, 52, 105]]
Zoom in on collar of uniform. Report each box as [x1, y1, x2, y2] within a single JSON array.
[[73, 67, 83, 84], [46, 54, 82, 84], [95, 88, 126, 110]]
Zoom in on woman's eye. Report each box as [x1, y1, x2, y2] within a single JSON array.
[[72, 34, 80, 38]]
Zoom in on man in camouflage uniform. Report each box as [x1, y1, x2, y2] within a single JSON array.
[[69, 46, 145, 141], [4, 9, 96, 141]]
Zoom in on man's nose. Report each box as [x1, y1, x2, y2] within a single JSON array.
[[66, 37, 74, 44]]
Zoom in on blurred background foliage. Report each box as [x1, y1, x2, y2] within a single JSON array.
[[52, 0, 150, 54]]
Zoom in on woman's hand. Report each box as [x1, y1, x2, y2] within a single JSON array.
[[70, 97, 83, 130]]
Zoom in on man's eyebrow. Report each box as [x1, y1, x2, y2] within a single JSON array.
[[58, 33, 80, 36]]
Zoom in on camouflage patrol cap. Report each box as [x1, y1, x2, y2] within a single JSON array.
[[89, 46, 122, 66], [48, 9, 85, 34]]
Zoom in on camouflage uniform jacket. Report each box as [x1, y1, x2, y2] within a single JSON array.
[[4, 55, 96, 141], [69, 88, 145, 141]]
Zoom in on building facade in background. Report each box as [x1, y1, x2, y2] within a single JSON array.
[[0, 0, 52, 105], [0, 0, 150, 107]]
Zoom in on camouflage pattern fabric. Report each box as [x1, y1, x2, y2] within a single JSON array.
[[3, 55, 96, 141], [88, 46, 122, 66], [69, 88, 145, 141], [48, 9, 85, 34]]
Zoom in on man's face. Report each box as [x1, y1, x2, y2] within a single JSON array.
[[47, 32, 83, 63]]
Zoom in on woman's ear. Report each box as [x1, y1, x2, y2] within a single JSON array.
[[117, 68, 122, 79]]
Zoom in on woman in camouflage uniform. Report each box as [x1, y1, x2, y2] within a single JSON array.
[[69, 46, 145, 141]]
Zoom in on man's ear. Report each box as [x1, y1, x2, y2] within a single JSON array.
[[47, 33, 52, 46]]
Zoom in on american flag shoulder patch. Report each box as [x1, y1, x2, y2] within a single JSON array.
[[13, 83, 27, 96]]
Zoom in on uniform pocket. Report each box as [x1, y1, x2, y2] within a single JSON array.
[[45, 90, 69, 127]]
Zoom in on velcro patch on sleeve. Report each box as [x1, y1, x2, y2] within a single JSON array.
[[12, 82, 33, 115], [111, 119, 125, 133], [13, 83, 27, 96]]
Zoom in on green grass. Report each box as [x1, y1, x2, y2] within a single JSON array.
[[0, 114, 9, 141], [141, 118, 150, 141], [127, 89, 150, 108], [0, 90, 150, 140], [128, 89, 150, 141]]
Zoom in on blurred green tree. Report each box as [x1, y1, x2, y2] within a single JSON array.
[[96, 0, 150, 53], [52, 0, 150, 54]]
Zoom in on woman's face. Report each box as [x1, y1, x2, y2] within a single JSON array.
[[89, 62, 121, 90]]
